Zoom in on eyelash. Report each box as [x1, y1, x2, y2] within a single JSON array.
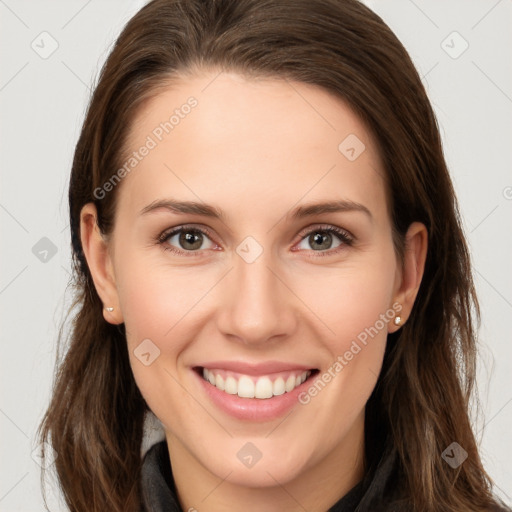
[[156, 223, 354, 258]]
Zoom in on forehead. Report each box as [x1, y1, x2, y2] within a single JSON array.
[[117, 71, 388, 223]]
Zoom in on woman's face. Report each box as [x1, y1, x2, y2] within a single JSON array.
[[84, 71, 420, 491]]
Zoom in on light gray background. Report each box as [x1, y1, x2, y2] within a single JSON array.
[[1, 0, 511, 510]]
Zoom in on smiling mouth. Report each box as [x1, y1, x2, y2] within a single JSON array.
[[195, 367, 319, 399]]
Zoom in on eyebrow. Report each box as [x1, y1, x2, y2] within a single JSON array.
[[291, 200, 372, 220], [140, 199, 226, 219], [139, 198, 372, 221]]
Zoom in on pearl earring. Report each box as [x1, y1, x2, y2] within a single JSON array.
[[105, 307, 114, 312], [394, 316, 401, 326]]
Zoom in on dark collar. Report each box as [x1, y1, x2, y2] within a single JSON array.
[[140, 441, 400, 512]]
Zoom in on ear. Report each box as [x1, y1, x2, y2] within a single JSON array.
[[80, 203, 124, 325], [389, 221, 428, 333]]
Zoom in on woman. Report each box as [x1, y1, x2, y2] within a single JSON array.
[[38, 0, 510, 510]]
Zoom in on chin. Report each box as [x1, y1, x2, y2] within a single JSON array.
[[198, 437, 315, 488]]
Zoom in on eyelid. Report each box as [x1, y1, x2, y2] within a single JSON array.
[[295, 223, 353, 243], [158, 223, 216, 242]]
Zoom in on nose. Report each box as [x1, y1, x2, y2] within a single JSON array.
[[215, 249, 298, 347]]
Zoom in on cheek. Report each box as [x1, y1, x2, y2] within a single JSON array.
[[290, 248, 396, 416], [114, 253, 219, 415], [293, 252, 397, 354], [116, 250, 205, 347], [293, 272, 394, 452]]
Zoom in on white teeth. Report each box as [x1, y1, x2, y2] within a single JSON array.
[[255, 377, 273, 399], [238, 376, 255, 398], [215, 374, 225, 391], [273, 377, 285, 396], [285, 375, 296, 392], [225, 376, 238, 394], [201, 368, 312, 399]]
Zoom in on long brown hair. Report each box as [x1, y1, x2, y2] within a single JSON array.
[[38, 0, 506, 510]]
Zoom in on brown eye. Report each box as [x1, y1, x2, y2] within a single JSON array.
[[177, 230, 204, 250], [307, 231, 337, 251], [159, 226, 216, 253], [295, 226, 352, 253]]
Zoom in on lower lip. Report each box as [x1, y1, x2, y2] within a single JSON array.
[[194, 369, 315, 422]]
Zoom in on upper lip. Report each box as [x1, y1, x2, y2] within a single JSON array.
[[196, 360, 316, 376]]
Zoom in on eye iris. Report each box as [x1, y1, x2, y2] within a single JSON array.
[[179, 230, 203, 250], [310, 231, 332, 251]]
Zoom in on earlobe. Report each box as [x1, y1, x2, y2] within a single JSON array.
[[79, 203, 123, 325], [389, 222, 428, 332]]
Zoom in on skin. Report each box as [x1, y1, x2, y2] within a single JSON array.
[[80, 71, 427, 512]]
